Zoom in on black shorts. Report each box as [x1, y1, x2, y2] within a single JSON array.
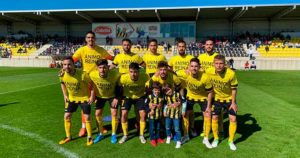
[[65, 101, 91, 114], [121, 97, 147, 111], [212, 101, 236, 116], [186, 99, 207, 112], [95, 97, 116, 109]]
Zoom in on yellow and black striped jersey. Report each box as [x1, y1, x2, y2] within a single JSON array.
[[164, 92, 182, 119]]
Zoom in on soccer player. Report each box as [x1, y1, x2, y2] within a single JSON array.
[[58, 56, 94, 146], [89, 59, 121, 144], [72, 31, 113, 137], [198, 39, 219, 137], [168, 40, 196, 137], [163, 84, 183, 149], [151, 61, 182, 89], [142, 39, 167, 77], [118, 62, 150, 144], [176, 58, 213, 148], [168, 40, 194, 72], [198, 39, 218, 71], [206, 55, 238, 151], [110, 38, 144, 74], [146, 82, 164, 147]]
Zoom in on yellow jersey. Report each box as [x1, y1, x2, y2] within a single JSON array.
[[142, 52, 167, 74], [198, 52, 218, 71], [177, 70, 212, 101], [113, 52, 143, 74], [164, 92, 182, 119], [146, 94, 164, 120], [168, 54, 194, 72], [59, 69, 90, 103], [89, 69, 120, 99], [151, 71, 181, 88], [206, 67, 238, 102], [119, 72, 150, 99], [73, 45, 112, 73]]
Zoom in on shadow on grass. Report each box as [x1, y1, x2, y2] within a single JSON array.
[[222, 113, 261, 144], [193, 112, 261, 144], [0, 101, 19, 107]]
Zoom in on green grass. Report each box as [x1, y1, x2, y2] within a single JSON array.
[[0, 67, 300, 158]]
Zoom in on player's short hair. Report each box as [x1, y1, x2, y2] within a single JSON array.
[[152, 82, 162, 90], [148, 39, 158, 45], [129, 62, 140, 70], [157, 61, 168, 68], [214, 55, 226, 62], [86, 31, 96, 37], [122, 38, 132, 44], [177, 40, 186, 46], [190, 58, 200, 65], [205, 39, 214, 44], [96, 59, 108, 66], [62, 56, 74, 63]]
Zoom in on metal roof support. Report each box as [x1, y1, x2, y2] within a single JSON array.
[[75, 11, 94, 23], [155, 9, 161, 22], [271, 5, 296, 19], [114, 10, 126, 22], [1, 13, 36, 25], [195, 8, 200, 20], [230, 6, 248, 21], [38, 12, 64, 23]]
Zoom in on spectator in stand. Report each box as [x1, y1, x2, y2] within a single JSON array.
[[250, 60, 257, 70], [244, 61, 250, 70], [229, 58, 234, 69]]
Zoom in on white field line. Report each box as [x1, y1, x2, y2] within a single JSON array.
[[0, 124, 80, 158], [0, 83, 58, 95]]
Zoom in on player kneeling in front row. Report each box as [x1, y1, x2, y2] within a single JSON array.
[[59, 56, 94, 146], [206, 55, 238, 151], [89, 59, 121, 144]]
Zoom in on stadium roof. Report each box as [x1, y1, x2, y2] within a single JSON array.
[[0, 0, 300, 23]]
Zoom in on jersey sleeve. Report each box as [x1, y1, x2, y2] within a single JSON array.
[[138, 55, 144, 65], [83, 71, 91, 83], [59, 76, 64, 84], [230, 73, 238, 89], [203, 73, 213, 91], [72, 47, 83, 62], [162, 55, 167, 62], [99, 47, 113, 60], [168, 57, 174, 67], [113, 54, 119, 65]]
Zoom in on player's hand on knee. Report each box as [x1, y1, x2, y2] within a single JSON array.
[[64, 95, 69, 103], [88, 96, 95, 104], [229, 102, 238, 113]]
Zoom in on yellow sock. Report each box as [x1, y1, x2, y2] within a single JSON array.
[[229, 121, 237, 142], [212, 119, 219, 140], [96, 115, 103, 134], [121, 122, 128, 136], [64, 119, 71, 138], [85, 120, 92, 137], [204, 117, 211, 138], [218, 112, 224, 132], [139, 121, 146, 136], [111, 116, 118, 135], [182, 116, 189, 136]]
